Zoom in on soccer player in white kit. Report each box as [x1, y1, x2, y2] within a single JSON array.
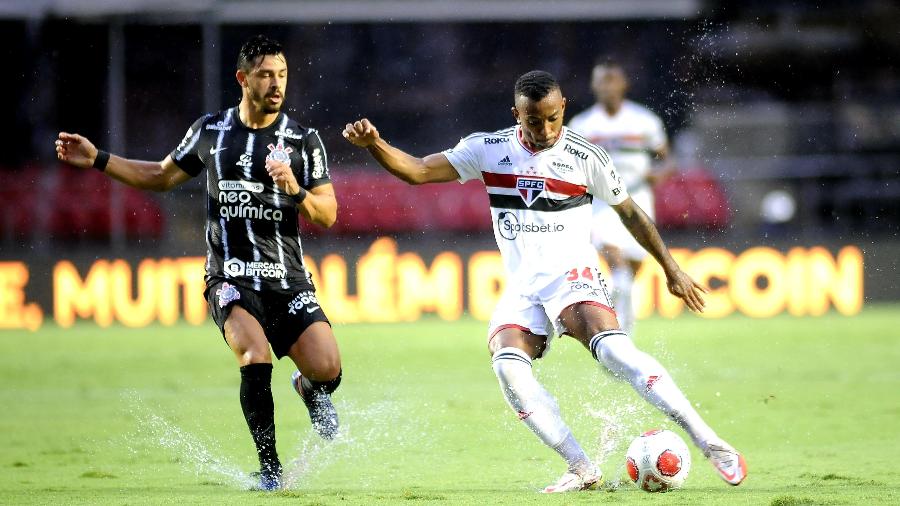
[[568, 62, 674, 336], [342, 71, 746, 492]]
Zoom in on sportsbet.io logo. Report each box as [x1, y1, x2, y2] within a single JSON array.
[[311, 148, 326, 179], [275, 127, 302, 140], [176, 127, 193, 152], [205, 120, 232, 131], [496, 211, 565, 240]]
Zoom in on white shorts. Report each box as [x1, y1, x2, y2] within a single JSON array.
[[590, 188, 654, 261], [487, 266, 616, 356]]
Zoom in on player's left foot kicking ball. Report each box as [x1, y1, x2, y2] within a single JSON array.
[[291, 370, 339, 440], [703, 439, 747, 486], [541, 465, 602, 493]]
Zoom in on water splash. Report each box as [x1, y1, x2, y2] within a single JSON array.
[[585, 400, 645, 490], [129, 403, 255, 489], [125, 393, 417, 491], [281, 399, 417, 489]]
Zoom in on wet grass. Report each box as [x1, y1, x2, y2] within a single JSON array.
[[1, 305, 898, 504]]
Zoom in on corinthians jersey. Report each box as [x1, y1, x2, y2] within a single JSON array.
[[444, 126, 627, 291], [170, 107, 330, 292]]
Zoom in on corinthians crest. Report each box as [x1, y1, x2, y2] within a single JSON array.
[[216, 281, 241, 308], [266, 140, 294, 166]]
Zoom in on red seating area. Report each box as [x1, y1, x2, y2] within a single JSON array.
[[301, 170, 492, 235], [305, 168, 731, 235], [654, 168, 731, 229], [0, 165, 730, 241], [0, 165, 164, 241]]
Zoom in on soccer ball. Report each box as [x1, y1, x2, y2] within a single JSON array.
[[625, 429, 692, 492]]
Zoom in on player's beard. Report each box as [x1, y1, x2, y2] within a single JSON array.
[[529, 131, 558, 150], [252, 88, 284, 114]]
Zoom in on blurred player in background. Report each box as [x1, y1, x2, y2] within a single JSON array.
[[343, 70, 746, 493], [568, 61, 675, 336], [55, 35, 342, 491]]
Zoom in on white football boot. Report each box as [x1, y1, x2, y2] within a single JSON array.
[[703, 439, 747, 485], [540, 465, 602, 493]]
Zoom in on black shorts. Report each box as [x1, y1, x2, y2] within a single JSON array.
[[206, 279, 330, 359]]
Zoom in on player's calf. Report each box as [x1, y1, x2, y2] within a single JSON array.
[[589, 331, 717, 447], [492, 347, 596, 477], [239, 363, 282, 488]]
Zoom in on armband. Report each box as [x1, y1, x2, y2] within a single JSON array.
[[290, 187, 308, 204], [93, 150, 110, 172]]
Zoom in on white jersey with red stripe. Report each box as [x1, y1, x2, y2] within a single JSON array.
[[567, 100, 666, 195], [443, 125, 628, 293], [569, 100, 666, 259]]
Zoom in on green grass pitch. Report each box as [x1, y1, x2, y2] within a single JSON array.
[[1, 306, 898, 505]]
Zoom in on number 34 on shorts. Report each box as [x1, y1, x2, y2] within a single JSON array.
[[564, 266, 609, 297]]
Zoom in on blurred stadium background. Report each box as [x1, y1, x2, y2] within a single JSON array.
[[1, 0, 897, 328]]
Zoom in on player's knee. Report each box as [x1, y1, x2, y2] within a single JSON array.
[[489, 330, 544, 359], [320, 359, 342, 382], [304, 354, 341, 384], [239, 346, 272, 366]]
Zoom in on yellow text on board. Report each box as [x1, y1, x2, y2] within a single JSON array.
[[0, 240, 863, 330]]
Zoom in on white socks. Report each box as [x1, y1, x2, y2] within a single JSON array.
[[490, 332, 719, 472], [610, 267, 635, 335], [589, 331, 717, 449], [492, 347, 592, 473]]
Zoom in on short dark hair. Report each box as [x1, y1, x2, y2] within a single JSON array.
[[593, 58, 626, 74], [237, 35, 284, 71], [514, 70, 560, 102]]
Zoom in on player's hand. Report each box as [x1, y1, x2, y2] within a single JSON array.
[[342, 119, 380, 148], [666, 269, 708, 313], [55, 132, 98, 169], [265, 159, 301, 196]]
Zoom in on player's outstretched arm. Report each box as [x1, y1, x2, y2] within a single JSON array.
[[612, 197, 708, 313], [342, 118, 459, 185], [55, 132, 191, 192]]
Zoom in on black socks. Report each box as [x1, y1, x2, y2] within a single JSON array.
[[300, 369, 343, 396], [239, 363, 280, 476]]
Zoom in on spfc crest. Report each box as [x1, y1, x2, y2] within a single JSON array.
[[516, 177, 545, 207], [266, 141, 294, 166]]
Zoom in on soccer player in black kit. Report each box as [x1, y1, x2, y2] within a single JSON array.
[[55, 35, 342, 491]]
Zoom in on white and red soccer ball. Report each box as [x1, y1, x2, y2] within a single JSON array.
[[625, 429, 692, 492]]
